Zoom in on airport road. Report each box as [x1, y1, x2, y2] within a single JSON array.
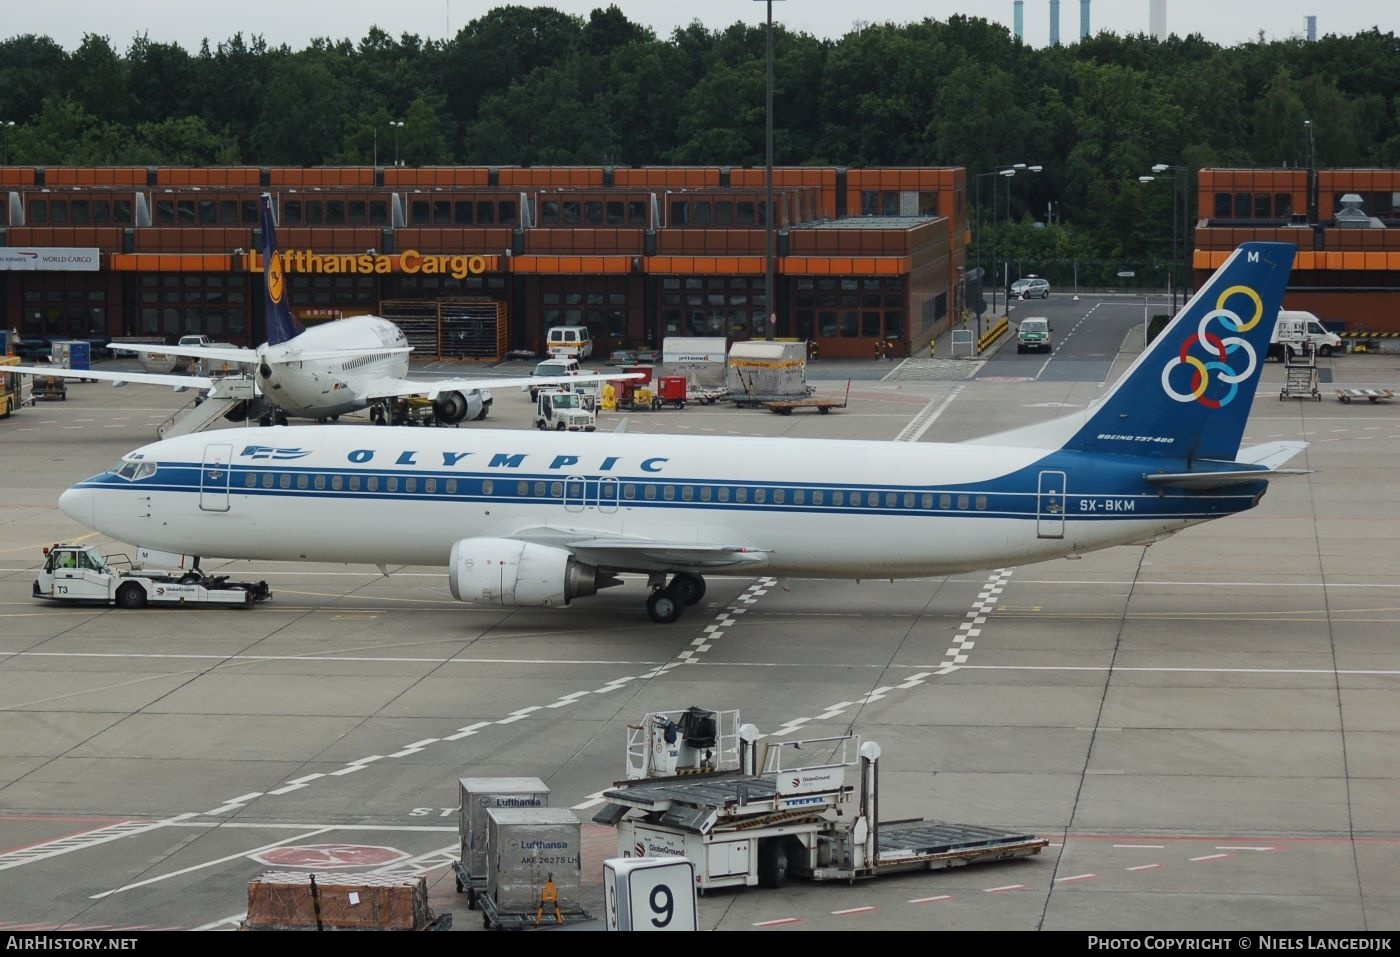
[[0, 341, 1397, 933]]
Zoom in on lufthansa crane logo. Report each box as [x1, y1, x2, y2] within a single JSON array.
[[267, 253, 285, 305], [1160, 284, 1264, 409]]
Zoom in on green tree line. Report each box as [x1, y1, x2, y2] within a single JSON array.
[[3, 5, 1399, 279]]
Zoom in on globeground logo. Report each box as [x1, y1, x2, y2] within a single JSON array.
[[1160, 283, 1265, 409]]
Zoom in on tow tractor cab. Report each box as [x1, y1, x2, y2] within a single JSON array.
[[533, 387, 597, 431], [35, 539, 271, 609]]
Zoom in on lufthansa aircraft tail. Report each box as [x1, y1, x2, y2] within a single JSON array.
[[259, 193, 308, 347], [973, 241, 1297, 464]]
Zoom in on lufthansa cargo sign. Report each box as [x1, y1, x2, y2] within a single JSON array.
[[0, 247, 100, 271], [246, 250, 498, 280]]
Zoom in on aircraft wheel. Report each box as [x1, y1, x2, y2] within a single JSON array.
[[669, 573, 706, 606], [179, 572, 201, 585], [646, 587, 685, 624], [116, 583, 147, 609], [275, 411, 289, 426]]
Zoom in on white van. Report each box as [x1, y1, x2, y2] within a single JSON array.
[[547, 325, 593, 359], [1269, 310, 1343, 360]]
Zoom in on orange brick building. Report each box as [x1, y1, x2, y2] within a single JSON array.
[[0, 165, 967, 360], [1195, 168, 1400, 332]]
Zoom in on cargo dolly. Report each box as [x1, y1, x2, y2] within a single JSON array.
[[475, 881, 593, 931], [1336, 388, 1394, 404], [765, 379, 851, 415]]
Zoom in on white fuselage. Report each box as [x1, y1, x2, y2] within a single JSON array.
[[257, 316, 410, 418], [61, 426, 1251, 579]]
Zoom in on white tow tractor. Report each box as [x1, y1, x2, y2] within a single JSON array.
[[593, 707, 1048, 892], [532, 388, 597, 431], [32, 543, 271, 609]]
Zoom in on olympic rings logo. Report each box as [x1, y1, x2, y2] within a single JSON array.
[[1160, 284, 1264, 409]]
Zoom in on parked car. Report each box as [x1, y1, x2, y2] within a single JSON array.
[[1010, 277, 1051, 300], [525, 357, 581, 400]]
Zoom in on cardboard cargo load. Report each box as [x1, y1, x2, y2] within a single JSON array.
[[242, 871, 446, 930]]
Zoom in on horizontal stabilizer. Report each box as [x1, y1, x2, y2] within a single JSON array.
[[1145, 439, 1313, 488], [121, 342, 258, 364], [1234, 440, 1309, 470]]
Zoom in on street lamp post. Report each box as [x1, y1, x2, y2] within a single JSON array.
[[975, 165, 1042, 319], [755, 0, 783, 341], [1, 121, 14, 166], [390, 120, 404, 167], [1141, 164, 1188, 314]]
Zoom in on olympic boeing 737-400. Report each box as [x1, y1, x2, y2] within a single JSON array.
[[9, 193, 636, 427], [55, 242, 1305, 623]]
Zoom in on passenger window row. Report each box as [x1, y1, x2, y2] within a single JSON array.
[[236, 471, 993, 511]]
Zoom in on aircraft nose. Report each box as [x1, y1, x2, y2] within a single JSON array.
[[59, 485, 94, 528]]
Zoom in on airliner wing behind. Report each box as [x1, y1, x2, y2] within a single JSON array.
[[6, 365, 216, 391], [360, 371, 643, 401], [121, 343, 259, 364]]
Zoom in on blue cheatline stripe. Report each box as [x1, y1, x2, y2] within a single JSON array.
[[80, 460, 1259, 524]]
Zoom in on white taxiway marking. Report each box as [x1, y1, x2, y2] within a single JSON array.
[[1189, 853, 1229, 862]]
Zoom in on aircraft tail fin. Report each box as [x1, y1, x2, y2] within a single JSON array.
[[259, 193, 306, 346], [971, 242, 1296, 463]]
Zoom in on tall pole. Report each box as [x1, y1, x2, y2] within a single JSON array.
[[975, 174, 983, 323], [763, 0, 775, 340], [991, 176, 999, 315], [1170, 175, 1179, 314]]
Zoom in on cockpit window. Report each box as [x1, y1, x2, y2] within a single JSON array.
[[110, 457, 157, 481]]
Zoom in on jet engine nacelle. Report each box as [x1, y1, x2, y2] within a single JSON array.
[[448, 537, 612, 607], [432, 390, 481, 425]]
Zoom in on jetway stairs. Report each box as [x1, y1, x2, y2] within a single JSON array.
[[156, 375, 266, 438]]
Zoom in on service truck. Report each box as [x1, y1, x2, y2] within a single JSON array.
[[33, 543, 271, 609], [1269, 310, 1343, 360], [593, 706, 1048, 892], [532, 388, 597, 431]]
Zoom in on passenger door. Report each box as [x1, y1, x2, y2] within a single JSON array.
[[200, 443, 232, 512]]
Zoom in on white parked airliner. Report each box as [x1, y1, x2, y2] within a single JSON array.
[[10, 193, 634, 426], [57, 243, 1305, 623]]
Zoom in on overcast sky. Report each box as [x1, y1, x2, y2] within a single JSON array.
[[2, 1, 1392, 52]]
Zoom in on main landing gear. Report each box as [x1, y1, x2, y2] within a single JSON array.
[[645, 572, 707, 623], [258, 409, 289, 426]]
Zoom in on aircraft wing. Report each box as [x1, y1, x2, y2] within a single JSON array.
[[359, 371, 643, 401], [121, 343, 258, 364], [1145, 441, 1312, 490], [6, 365, 215, 391], [506, 525, 771, 573]]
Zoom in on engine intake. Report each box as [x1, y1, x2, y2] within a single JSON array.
[[449, 537, 616, 607], [432, 390, 479, 425]]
